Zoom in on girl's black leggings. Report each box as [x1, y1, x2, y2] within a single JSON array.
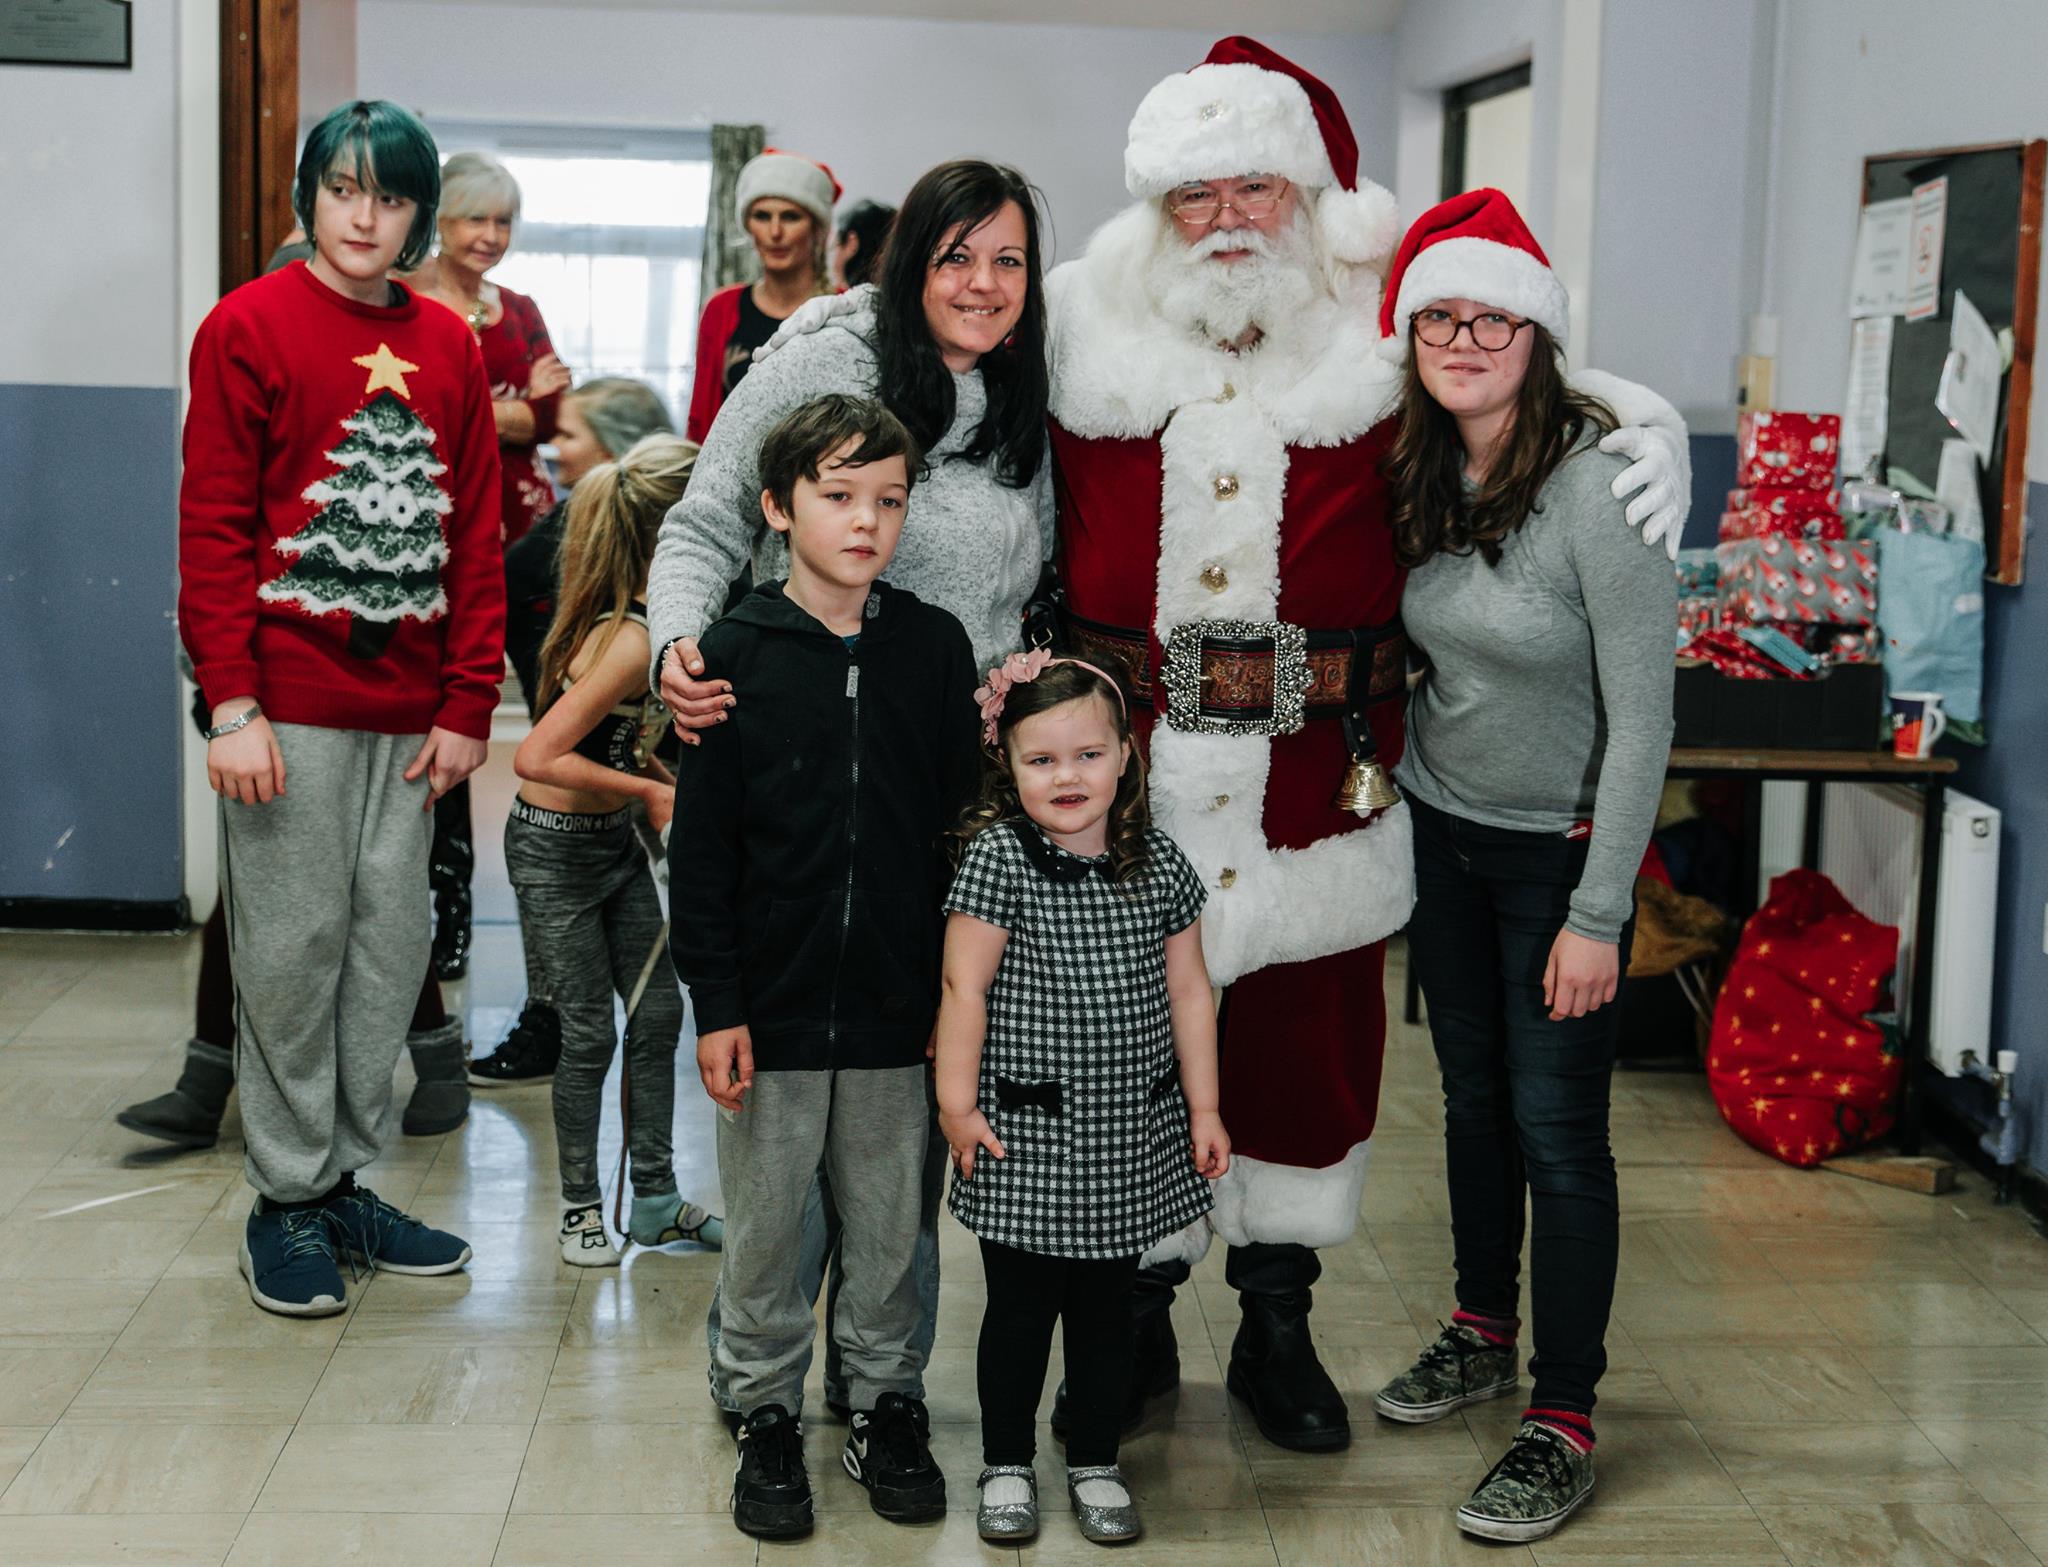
[[977, 1237, 1138, 1468]]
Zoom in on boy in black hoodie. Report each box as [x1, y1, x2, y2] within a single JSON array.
[[670, 395, 979, 1541]]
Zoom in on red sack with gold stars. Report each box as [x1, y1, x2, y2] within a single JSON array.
[[1706, 869, 1901, 1167]]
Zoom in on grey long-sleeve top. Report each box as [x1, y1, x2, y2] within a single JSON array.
[[1394, 440, 1677, 943], [646, 286, 1052, 681]]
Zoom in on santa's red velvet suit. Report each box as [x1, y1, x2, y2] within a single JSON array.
[[1046, 43, 1413, 1271]]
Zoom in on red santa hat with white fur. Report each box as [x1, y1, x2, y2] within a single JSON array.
[[1124, 35, 1401, 268], [1376, 186, 1570, 362]]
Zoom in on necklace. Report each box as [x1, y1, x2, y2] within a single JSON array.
[[460, 292, 489, 335]]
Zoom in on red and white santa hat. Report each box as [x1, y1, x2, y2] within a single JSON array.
[[735, 148, 843, 230], [1377, 186, 1569, 361], [1124, 35, 1400, 268]]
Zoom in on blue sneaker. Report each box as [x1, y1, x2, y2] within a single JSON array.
[[324, 1182, 472, 1275], [241, 1198, 347, 1317]]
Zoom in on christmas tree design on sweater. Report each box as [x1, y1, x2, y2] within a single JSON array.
[[261, 385, 452, 658]]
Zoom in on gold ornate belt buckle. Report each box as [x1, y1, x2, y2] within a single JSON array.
[[1161, 619, 1313, 737]]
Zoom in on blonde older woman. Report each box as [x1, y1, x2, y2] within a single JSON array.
[[412, 150, 571, 543]]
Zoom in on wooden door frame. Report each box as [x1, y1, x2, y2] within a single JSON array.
[[220, 0, 298, 296]]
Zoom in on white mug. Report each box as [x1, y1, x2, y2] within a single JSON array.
[[1889, 690, 1948, 758]]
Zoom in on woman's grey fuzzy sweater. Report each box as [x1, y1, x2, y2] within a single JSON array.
[[647, 287, 1051, 680]]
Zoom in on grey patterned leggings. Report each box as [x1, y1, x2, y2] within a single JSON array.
[[503, 801, 681, 1206]]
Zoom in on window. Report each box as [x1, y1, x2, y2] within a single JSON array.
[[424, 120, 710, 424], [1441, 64, 1533, 211]]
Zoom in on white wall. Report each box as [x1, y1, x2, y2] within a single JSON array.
[[1586, 0, 1773, 430], [354, 3, 1398, 262], [0, 1, 189, 389], [1766, 0, 2048, 470]]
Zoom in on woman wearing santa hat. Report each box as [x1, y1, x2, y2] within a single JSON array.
[[1370, 188, 1675, 1543], [686, 148, 842, 442]]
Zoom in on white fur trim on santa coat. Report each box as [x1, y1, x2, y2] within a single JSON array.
[[1389, 233, 1571, 351], [1138, 1140, 1372, 1266]]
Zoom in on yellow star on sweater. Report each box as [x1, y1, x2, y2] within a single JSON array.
[[353, 342, 419, 397]]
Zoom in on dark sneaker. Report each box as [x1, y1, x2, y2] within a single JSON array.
[[324, 1183, 472, 1275], [844, 1392, 947, 1521], [1457, 1420, 1595, 1542], [467, 1001, 561, 1086], [240, 1199, 346, 1317], [1374, 1321, 1519, 1424], [733, 1404, 813, 1539]]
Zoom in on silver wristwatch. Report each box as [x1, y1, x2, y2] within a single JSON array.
[[203, 703, 263, 740]]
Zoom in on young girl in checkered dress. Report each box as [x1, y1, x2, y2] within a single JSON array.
[[934, 653, 1231, 1548]]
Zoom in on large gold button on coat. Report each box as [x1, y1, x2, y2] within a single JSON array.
[[1218, 383, 1236, 402], [1200, 562, 1228, 593], [1210, 794, 1231, 810], [1219, 868, 1237, 888], [1214, 474, 1240, 500]]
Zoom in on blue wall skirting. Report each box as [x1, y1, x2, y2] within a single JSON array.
[[1951, 481, 2048, 1173], [0, 382, 183, 903]]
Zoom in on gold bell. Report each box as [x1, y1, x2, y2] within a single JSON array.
[[1334, 711, 1401, 815], [1333, 756, 1402, 815]]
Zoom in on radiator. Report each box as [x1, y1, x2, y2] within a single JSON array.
[[1758, 784, 2001, 1075]]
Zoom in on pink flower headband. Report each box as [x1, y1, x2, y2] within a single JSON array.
[[974, 649, 1128, 745]]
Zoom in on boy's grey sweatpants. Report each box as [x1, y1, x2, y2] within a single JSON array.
[[219, 723, 431, 1203], [715, 1065, 928, 1415], [502, 804, 680, 1206]]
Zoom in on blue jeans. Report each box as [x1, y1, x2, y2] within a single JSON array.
[[705, 1084, 946, 1414], [1405, 796, 1634, 1416]]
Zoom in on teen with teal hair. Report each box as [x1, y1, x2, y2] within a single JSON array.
[[179, 98, 505, 1315]]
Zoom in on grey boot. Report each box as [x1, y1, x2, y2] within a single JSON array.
[[402, 1020, 470, 1136], [117, 1039, 233, 1149]]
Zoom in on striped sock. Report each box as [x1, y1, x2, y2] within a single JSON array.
[[1452, 1308, 1520, 1347], [1524, 1407, 1595, 1453]]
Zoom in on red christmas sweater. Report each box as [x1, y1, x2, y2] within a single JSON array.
[[179, 262, 506, 740]]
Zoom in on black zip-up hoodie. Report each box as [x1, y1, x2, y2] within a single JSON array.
[[669, 579, 982, 1071]]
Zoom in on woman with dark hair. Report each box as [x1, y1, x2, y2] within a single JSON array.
[[1369, 191, 1674, 1545], [647, 157, 1051, 1433], [833, 197, 896, 289], [687, 149, 841, 442]]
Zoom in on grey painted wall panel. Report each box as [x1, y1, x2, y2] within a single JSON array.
[[0, 382, 183, 903]]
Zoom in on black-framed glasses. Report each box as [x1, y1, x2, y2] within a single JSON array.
[[1167, 175, 1290, 224], [1411, 308, 1531, 352]]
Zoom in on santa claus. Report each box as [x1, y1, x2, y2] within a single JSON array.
[[1041, 36, 1688, 1452]]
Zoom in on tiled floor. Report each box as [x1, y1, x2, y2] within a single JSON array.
[[2, 753, 2045, 1564]]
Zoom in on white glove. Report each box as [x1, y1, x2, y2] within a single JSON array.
[[757, 283, 875, 360], [1570, 368, 1691, 560], [1599, 422, 1691, 561]]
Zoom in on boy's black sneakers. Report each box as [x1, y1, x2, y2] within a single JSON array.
[[467, 1000, 561, 1086], [732, 1404, 813, 1539], [844, 1392, 947, 1521]]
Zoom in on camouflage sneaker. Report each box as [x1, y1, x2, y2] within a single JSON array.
[[1456, 1420, 1595, 1542], [1373, 1321, 1518, 1424]]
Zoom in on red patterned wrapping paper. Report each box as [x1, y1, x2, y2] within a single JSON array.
[[1720, 485, 1846, 542], [1736, 410, 1841, 491]]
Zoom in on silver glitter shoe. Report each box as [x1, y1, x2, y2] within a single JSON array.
[[1066, 1464, 1141, 1544], [976, 1464, 1038, 1541]]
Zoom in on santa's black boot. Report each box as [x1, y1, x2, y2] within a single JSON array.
[[1051, 1258, 1187, 1440], [117, 1039, 233, 1150], [1226, 1242, 1351, 1452]]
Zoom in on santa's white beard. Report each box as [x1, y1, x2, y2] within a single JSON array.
[[1144, 217, 1321, 347]]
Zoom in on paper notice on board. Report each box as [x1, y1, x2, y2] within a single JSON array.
[[1936, 287, 1999, 463], [1936, 439, 1986, 542], [1849, 196, 1912, 317], [1841, 315, 1893, 481], [1904, 176, 1948, 321]]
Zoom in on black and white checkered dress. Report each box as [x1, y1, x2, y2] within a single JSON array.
[[943, 820, 1215, 1260]]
